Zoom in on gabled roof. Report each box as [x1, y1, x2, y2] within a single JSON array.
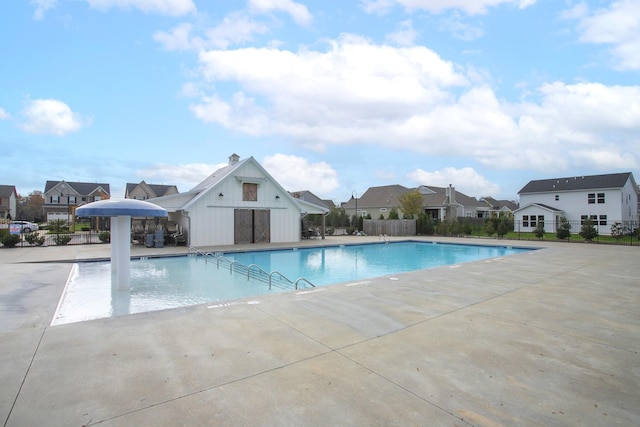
[[149, 156, 325, 215], [518, 172, 634, 194], [44, 180, 110, 196], [514, 203, 565, 214], [344, 185, 410, 209], [290, 190, 331, 211], [126, 181, 178, 198], [482, 196, 519, 212], [343, 184, 485, 210], [420, 186, 486, 209], [0, 185, 17, 198]]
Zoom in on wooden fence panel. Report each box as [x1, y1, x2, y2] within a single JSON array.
[[363, 219, 416, 236]]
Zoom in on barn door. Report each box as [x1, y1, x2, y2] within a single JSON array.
[[254, 209, 271, 243], [234, 210, 253, 244], [234, 209, 271, 244]]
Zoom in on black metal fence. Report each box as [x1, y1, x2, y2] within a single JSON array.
[[425, 217, 639, 246]]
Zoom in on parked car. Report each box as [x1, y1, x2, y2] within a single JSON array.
[[11, 221, 39, 233]]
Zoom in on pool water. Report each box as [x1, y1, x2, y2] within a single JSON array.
[[52, 241, 532, 325]]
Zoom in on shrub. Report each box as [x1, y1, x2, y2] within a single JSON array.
[[533, 223, 545, 240], [556, 216, 571, 240], [25, 232, 45, 246], [53, 234, 72, 245], [579, 217, 598, 242], [610, 222, 625, 241], [98, 231, 110, 243], [1, 233, 22, 247]]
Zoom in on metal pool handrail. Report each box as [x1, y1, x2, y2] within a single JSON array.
[[188, 247, 315, 290]]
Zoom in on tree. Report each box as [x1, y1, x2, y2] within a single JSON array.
[[579, 217, 598, 242], [533, 222, 545, 240], [556, 216, 571, 240], [398, 190, 423, 219], [17, 191, 45, 222], [485, 220, 496, 237], [497, 218, 512, 238], [388, 207, 400, 220], [610, 222, 625, 241]]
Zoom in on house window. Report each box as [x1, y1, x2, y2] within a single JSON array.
[[555, 195, 559, 201], [581, 215, 587, 225], [597, 193, 605, 204], [51, 196, 60, 204], [95, 196, 102, 201], [587, 193, 595, 204], [599, 215, 607, 226], [243, 183, 258, 201], [522, 215, 529, 227], [69, 196, 76, 204], [530, 216, 537, 228], [538, 216, 545, 228], [379, 208, 387, 212]]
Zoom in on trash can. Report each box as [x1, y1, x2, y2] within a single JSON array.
[[145, 233, 154, 248], [154, 230, 164, 248]]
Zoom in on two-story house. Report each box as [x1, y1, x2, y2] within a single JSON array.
[[514, 172, 639, 235], [125, 181, 179, 200], [0, 185, 18, 219], [43, 180, 110, 223]]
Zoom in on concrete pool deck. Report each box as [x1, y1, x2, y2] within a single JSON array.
[[0, 236, 638, 426]]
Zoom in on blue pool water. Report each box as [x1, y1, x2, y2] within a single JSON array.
[[52, 241, 532, 325]]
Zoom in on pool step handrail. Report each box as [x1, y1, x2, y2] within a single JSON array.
[[294, 277, 315, 289], [189, 247, 314, 290]]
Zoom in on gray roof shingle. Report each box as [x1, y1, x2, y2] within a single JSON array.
[[519, 173, 633, 194]]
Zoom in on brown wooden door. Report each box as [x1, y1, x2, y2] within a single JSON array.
[[234, 209, 253, 244], [234, 209, 270, 244], [254, 209, 271, 243]]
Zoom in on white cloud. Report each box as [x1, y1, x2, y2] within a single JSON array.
[[438, 12, 484, 40], [138, 162, 226, 190], [154, 13, 271, 51], [248, 0, 313, 26], [21, 99, 87, 136], [0, 107, 9, 120], [385, 20, 419, 46], [31, 0, 57, 20], [362, 0, 536, 15], [407, 167, 500, 197], [262, 154, 339, 196], [86, 0, 196, 16], [188, 36, 639, 174], [570, 0, 640, 70]]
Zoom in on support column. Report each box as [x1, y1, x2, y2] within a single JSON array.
[[111, 215, 132, 291]]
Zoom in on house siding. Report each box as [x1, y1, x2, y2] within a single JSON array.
[[516, 173, 639, 235], [158, 157, 304, 246]]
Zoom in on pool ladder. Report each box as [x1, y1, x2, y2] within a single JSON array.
[[188, 248, 315, 290]]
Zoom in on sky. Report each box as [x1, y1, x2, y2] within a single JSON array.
[[1, 0, 639, 205]]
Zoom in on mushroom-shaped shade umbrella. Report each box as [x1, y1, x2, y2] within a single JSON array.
[[76, 199, 168, 291]]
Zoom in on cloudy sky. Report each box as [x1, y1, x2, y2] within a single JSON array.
[[1, 0, 638, 203]]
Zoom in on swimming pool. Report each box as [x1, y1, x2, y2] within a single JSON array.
[[52, 241, 532, 325]]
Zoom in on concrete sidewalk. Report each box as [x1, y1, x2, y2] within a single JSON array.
[[1, 237, 638, 426]]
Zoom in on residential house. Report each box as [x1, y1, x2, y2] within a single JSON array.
[[0, 185, 18, 219], [343, 184, 488, 221], [514, 172, 639, 235], [480, 197, 519, 218], [149, 154, 329, 247], [125, 181, 179, 200], [43, 180, 110, 223]]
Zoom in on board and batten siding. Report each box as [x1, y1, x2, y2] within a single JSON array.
[[186, 161, 302, 246]]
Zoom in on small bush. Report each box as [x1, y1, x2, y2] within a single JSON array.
[[25, 232, 45, 246], [98, 231, 110, 243], [53, 234, 72, 245], [1, 233, 22, 248], [579, 218, 598, 242]]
